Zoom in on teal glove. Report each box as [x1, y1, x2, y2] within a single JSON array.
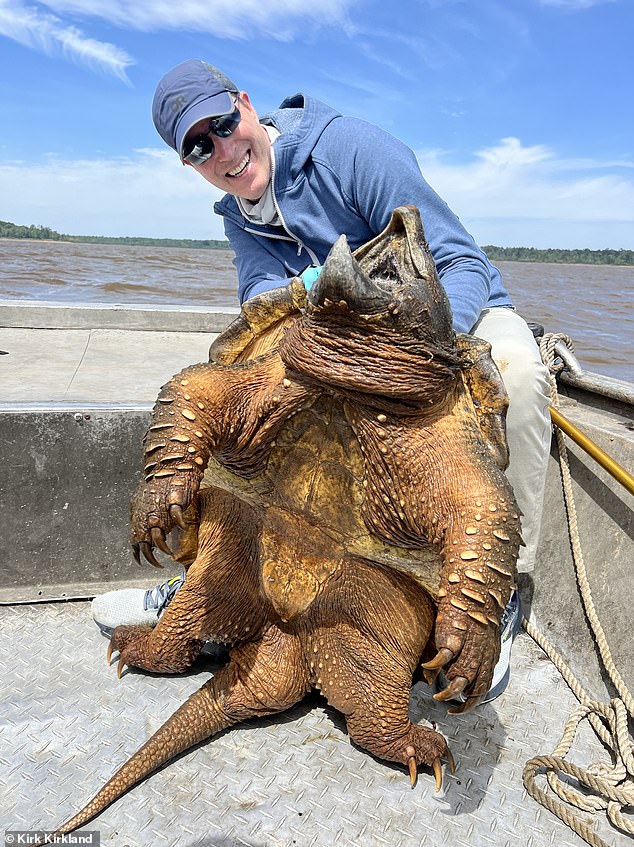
[[300, 265, 322, 291]]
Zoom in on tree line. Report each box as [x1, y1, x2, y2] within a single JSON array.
[[2, 219, 633, 265], [0, 220, 228, 251], [482, 244, 634, 266]]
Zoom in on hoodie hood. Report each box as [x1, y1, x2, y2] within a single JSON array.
[[261, 94, 341, 182]]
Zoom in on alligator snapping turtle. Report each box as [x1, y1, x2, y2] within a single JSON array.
[[49, 206, 521, 835]]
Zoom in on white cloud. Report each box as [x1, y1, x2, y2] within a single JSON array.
[[0, 149, 227, 239], [37, 0, 357, 38], [474, 136, 552, 169], [0, 0, 133, 79], [1, 138, 633, 249], [415, 137, 634, 248], [0, 0, 357, 77]]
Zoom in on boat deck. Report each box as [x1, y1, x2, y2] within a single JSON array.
[[2, 600, 624, 847], [0, 300, 231, 405]]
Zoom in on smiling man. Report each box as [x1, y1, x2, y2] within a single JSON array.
[[92, 59, 552, 704]]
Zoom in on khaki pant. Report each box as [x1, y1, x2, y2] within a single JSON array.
[[472, 307, 552, 573]]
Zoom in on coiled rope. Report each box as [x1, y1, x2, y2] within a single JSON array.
[[521, 332, 634, 847]]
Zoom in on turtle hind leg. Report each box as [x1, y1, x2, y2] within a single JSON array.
[[317, 633, 453, 789], [49, 625, 311, 836], [312, 557, 452, 787], [347, 706, 452, 789]]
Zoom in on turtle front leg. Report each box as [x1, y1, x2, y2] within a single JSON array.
[[425, 487, 521, 710], [345, 403, 521, 708], [131, 354, 314, 566], [131, 361, 231, 566]]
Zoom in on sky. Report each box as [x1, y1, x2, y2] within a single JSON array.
[[0, 0, 632, 249]]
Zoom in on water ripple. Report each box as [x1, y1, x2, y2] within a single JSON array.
[[0, 240, 631, 382]]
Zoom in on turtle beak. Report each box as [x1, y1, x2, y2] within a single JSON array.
[[309, 235, 392, 315]]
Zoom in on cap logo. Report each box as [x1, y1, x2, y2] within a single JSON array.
[[169, 95, 187, 114]]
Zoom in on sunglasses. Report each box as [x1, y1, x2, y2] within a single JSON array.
[[182, 101, 241, 165]]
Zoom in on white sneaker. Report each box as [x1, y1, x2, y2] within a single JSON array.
[[481, 589, 522, 702], [91, 572, 185, 636]]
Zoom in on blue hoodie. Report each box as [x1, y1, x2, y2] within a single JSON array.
[[214, 94, 511, 333]]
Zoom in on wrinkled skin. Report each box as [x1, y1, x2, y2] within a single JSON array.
[[47, 207, 520, 836]]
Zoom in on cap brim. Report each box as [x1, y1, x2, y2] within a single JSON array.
[[175, 90, 235, 160]]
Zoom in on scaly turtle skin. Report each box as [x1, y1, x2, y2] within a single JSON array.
[[47, 206, 520, 836]]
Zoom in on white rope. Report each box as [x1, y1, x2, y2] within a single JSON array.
[[521, 333, 634, 847]]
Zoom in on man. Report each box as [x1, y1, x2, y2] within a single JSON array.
[[92, 59, 552, 702]]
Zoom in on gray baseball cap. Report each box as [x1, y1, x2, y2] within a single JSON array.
[[152, 59, 239, 160]]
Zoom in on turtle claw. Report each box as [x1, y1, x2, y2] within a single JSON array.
[[132, 538, 165, 567], [107, 625, 156, 676], [432, 757, 443, 791], [408, 756, 417, 787], [107, 641, 127, 680], [433, 675, 468, 702], [107, 641, 128, 678], [422, 667, 438, 686], [150, 527, 172, 557], [406, 754, 448, 792], [116, 656, 127, 679], [421, 647, 454, 671], [405, 744, 418, 787], [139, 541, 163, 568], [448, 696, 481, 715], [169, 503, 187, 530]]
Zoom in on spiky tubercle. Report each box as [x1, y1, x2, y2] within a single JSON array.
[[142, 363, 223, 485]]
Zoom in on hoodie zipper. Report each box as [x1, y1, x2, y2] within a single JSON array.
[[267, 149, 320, 266]]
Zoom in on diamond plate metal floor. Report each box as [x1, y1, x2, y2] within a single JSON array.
[[1, 602, 629, 847]]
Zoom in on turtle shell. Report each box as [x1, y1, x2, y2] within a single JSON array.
[[201, 213, 510, 615]]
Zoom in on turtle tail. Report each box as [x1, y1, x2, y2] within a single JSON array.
[[49, 678, 228, 837]]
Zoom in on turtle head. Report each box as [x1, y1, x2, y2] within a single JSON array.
[[280, 206, 461, 408], [308, 205, 455, 346]]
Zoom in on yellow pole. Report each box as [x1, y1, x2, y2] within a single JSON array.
[[549, 406, 634, 497]]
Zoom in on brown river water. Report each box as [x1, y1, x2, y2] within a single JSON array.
[[0, 239, 631, 382]]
